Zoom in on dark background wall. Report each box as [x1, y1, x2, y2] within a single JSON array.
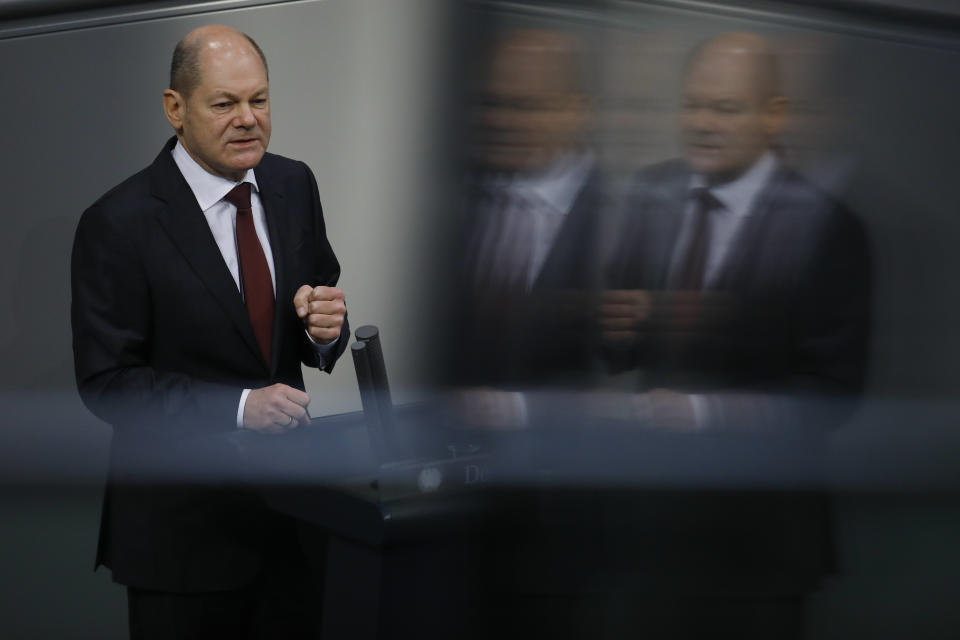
[[1, 0, 958, 637]]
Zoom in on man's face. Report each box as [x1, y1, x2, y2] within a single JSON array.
[[470, 42, 585, 172], [176, 44, 271, 181], [679, 51, 781, 183]]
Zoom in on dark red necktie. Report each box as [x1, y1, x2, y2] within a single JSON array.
[[674, 187, 718, 290], [224, 182, 274, 363]]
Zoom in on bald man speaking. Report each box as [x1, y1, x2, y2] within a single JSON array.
[[71, 26, 347, 636]]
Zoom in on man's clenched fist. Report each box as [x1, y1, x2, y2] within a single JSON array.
[[294, 285, 346, 344]]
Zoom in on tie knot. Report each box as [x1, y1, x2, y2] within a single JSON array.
[[691, 187, 719, 212], [224, 182, 252, 211]]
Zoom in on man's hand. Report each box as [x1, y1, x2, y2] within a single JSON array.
[[599, 289, 652, 346], [243, 383, 311, 433], [294, 285, 346, 345]]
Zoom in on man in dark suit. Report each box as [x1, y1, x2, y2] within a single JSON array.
[[71, 25, 347, 637], [601, 31, 870, 432]]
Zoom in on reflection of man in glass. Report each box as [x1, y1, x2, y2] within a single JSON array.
[[452, 29, 601, 393], [469, 29, 588, 176], [601, 31, 870, 431], [587, 33, 872, 639]]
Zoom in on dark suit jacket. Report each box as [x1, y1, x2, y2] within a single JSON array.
[[448, 165, 606, 388], [605, 158, 871, 430], [592, 159, 873, 598], [71, 137, 348, 591]]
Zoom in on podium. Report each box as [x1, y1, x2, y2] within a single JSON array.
[[234, 326, 829, 639]]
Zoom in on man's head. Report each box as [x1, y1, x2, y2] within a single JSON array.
[[470, 29, 588, 172], [162, 25, 271, 181], [679, 32, 786, 184]]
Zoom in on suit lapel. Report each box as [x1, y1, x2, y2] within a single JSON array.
[[255, 160, 290, 378], [531, 168, 599, 291], [647, 173, 687, 290], [605, 168, 686, 290], [148, 139, 265, 367], [713, 167, 786, 290]]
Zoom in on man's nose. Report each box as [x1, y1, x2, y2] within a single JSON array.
[[234, 102, 257, 128], [686, 108, 718, 133]]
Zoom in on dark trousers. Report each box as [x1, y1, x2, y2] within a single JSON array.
[[126, 525, 324, 640]]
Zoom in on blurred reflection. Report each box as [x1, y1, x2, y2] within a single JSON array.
[[599, 31, 871, 432], [776, 32, 859, 198], [450, 29, 603, 395], [437, 27, 875, 639], [448, 29, 870, 434], [595, 31, 682, 175], [468, 29, 589, 176]]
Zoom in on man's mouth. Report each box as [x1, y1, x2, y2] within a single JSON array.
[[689, 142, 722, 153], [229, 138, 258, 147]]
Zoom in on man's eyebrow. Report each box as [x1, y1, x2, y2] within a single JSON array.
[[209, 87, 269, 101], [210, 90, 239, 101]]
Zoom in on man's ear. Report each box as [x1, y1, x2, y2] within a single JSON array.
[[162, 89, 186, 134]]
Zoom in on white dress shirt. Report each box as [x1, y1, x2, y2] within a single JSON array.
[[669, 151, 777, 287], [469, 151, 594, 291], [171, 141, 336, 427]]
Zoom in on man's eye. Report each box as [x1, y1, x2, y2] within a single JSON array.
[[213, 102, 231, 109], [253, 99, 268, 106], [713, 103, 742, 115]]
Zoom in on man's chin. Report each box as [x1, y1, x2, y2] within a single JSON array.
[[685, 154, 726, 176], [226, 148, 266, 172]]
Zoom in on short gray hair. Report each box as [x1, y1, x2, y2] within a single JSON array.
[[169, 31, 269, 98]]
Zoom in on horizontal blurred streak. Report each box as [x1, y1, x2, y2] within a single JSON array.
[[3, 388, 959, 492], [0, 391, 110, 486], [432, 390, 960, 490]]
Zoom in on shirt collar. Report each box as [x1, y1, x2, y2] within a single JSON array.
[[689, 151, 777, 218], [171, 140, 260, 212]]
